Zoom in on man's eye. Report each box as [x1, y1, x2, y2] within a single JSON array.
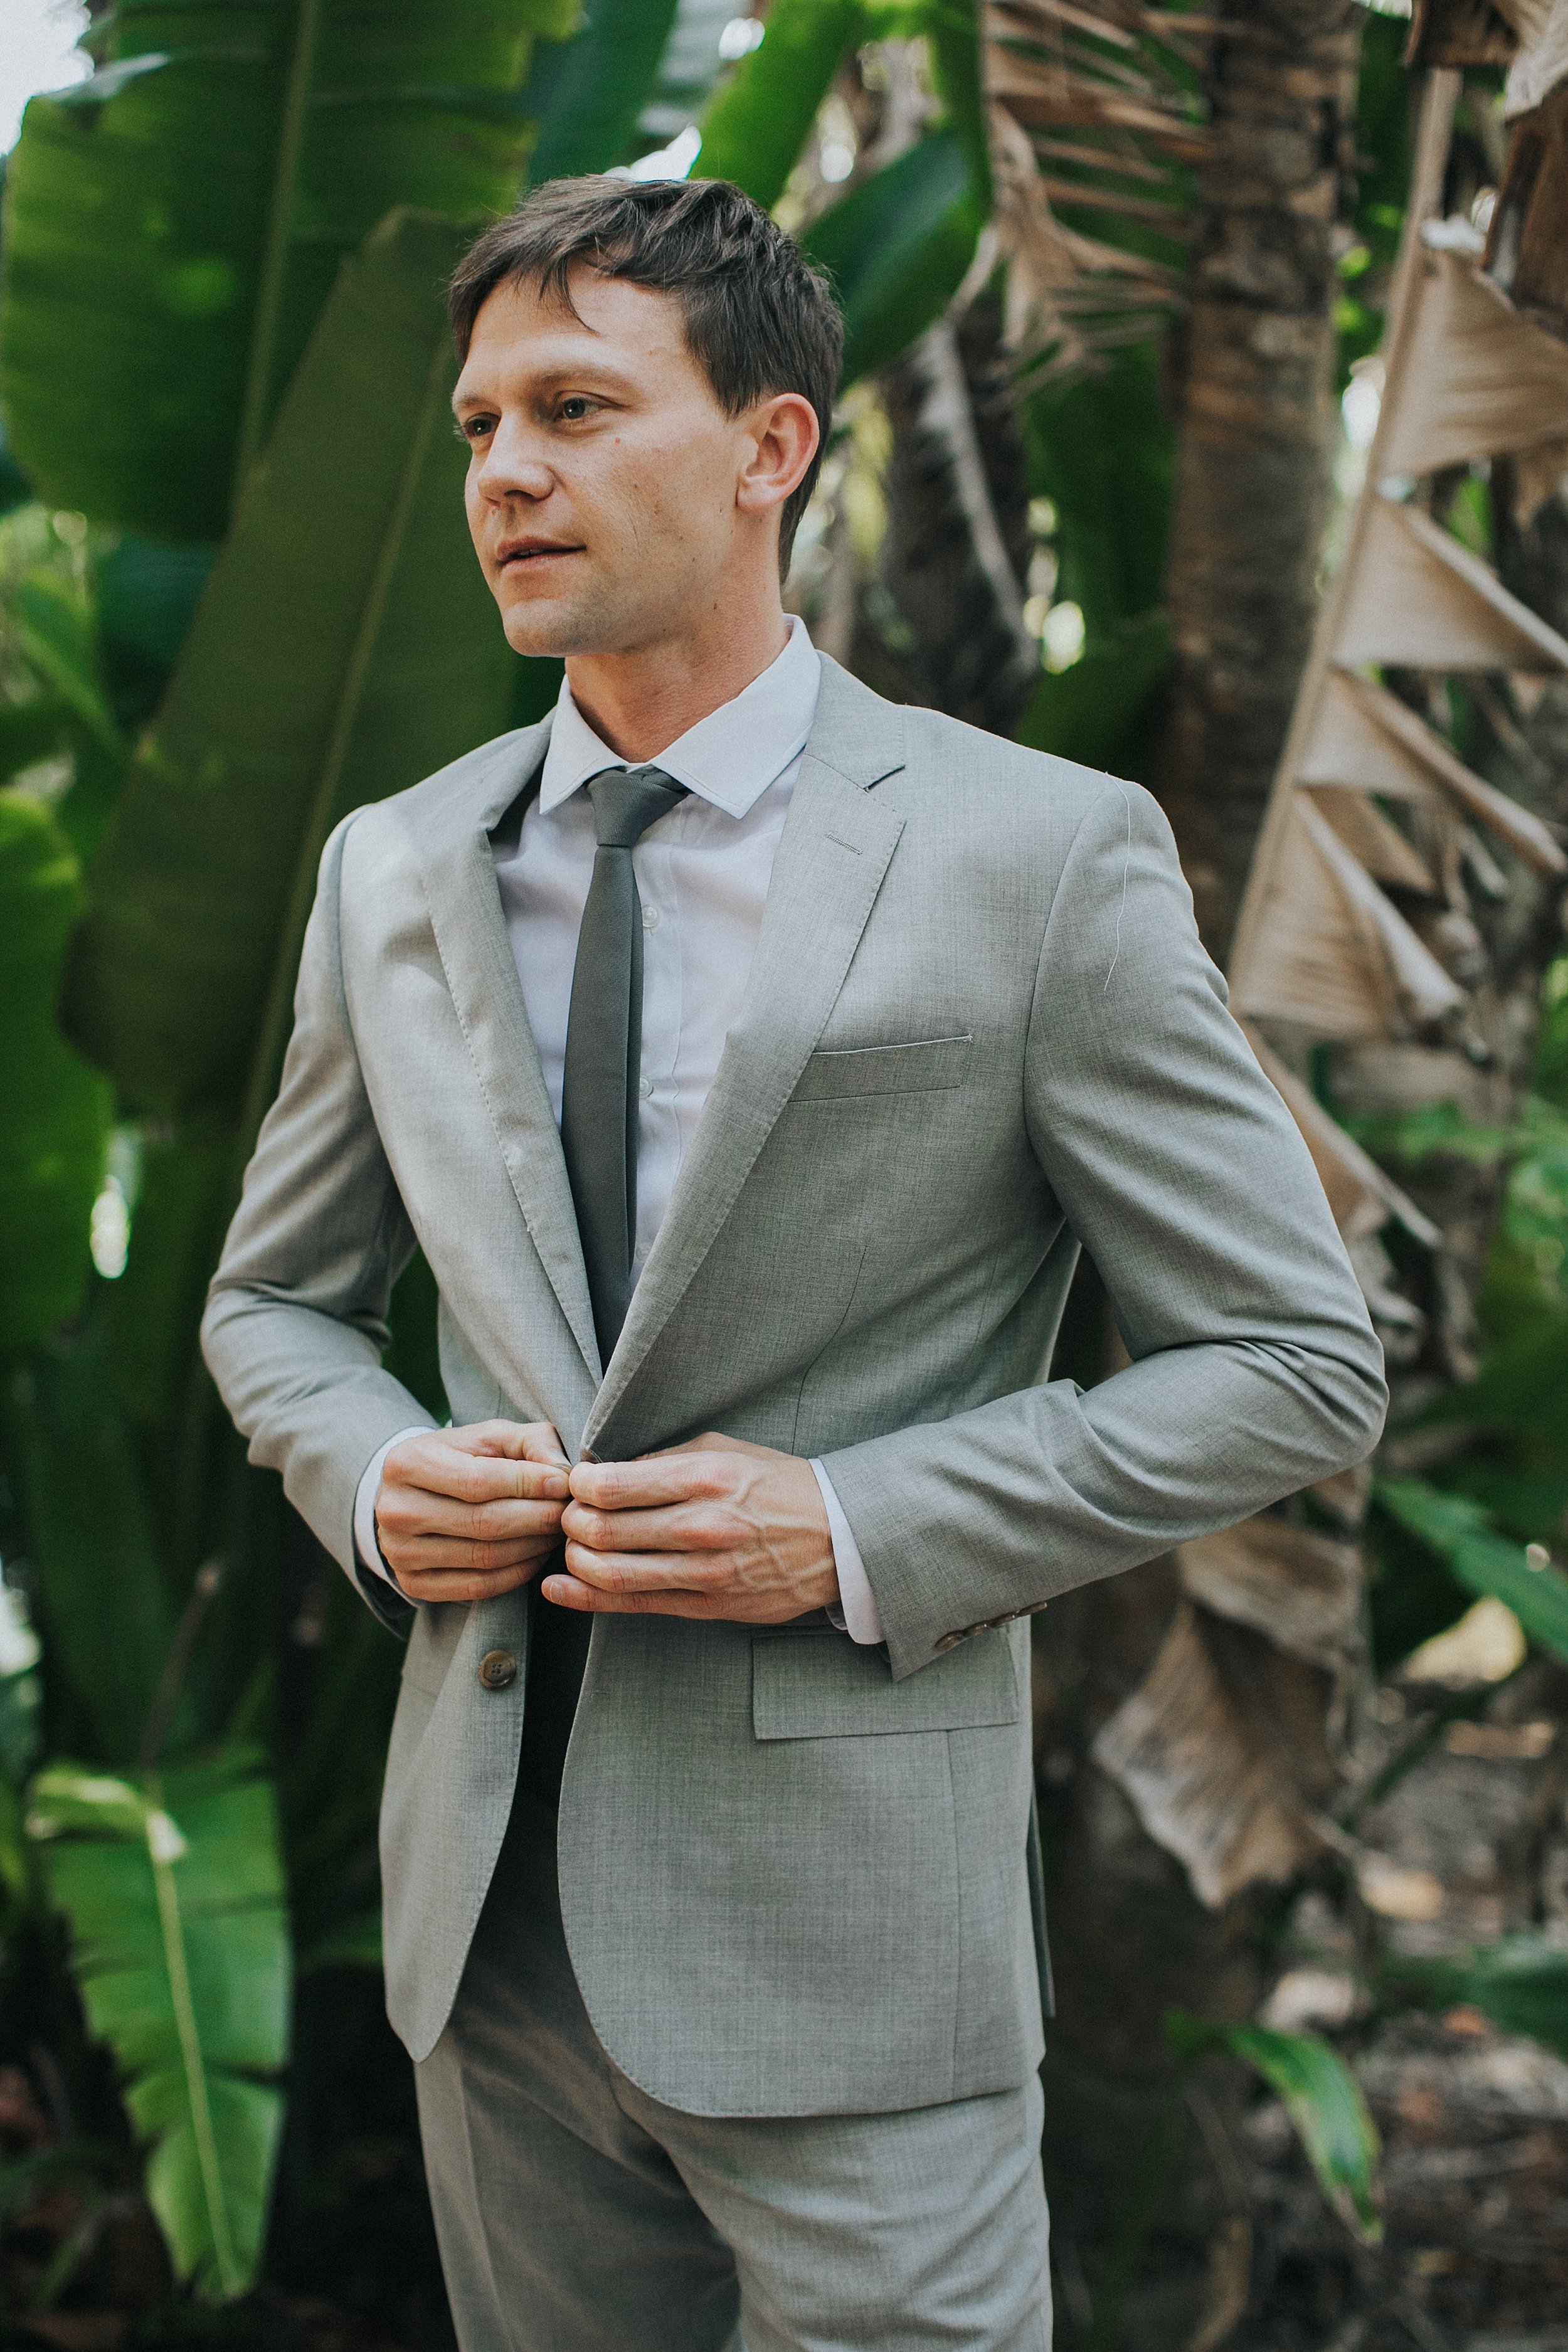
[[460, 416, 494, 443], [559, 397, 591, 421]]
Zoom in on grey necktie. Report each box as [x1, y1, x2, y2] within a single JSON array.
[[559, 765, 687, 1362], [519, 765, 685, 1810]]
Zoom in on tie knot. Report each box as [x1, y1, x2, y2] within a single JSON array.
[[586, 765, 686, 850]]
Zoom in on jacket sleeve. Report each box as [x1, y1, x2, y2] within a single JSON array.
[[818, 780, 1388, 1680], [201, 815, 436, 1621]]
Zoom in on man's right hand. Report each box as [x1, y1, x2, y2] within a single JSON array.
[[374, 1420, 571, 1603]]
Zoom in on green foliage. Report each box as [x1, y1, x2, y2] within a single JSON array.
[[26, 1754, 289, 2298], [9, 1328, 177, 1764], [804, 130, 983, 385], [522, 0, 686, 182], [0, 0, 575, 542], [1166, 2013, 1383, 2243], [1375, 1480, 1568, 1664], [64, 210, 512, 1125], [1384, 1935, 1568, 2060], [1017, 611, 1170, 775], [1334, 10, 1415, 383], [0, 794, 110, 1350], [697, 0, 867, 210]]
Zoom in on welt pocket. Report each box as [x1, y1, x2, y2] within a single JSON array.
[[752, 1626, 1019, 1740], [793, 1033, 973, 1102]]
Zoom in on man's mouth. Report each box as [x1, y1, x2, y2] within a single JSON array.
[[495, 539, 584, 571]]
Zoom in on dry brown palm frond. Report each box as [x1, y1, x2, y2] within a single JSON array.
[[983, 0, 1210, 379]]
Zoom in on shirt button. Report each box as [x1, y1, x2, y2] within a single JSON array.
[[638, 1076, 654, 1100], [642, 904, 661, 930], [478, 1649, 517, 1690]]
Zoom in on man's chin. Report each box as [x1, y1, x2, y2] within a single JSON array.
[[498, 593, 605, 663]]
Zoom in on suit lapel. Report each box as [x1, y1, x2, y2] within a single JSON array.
[[400, 723, 602, 1382], [585, 662, 907, 1449]]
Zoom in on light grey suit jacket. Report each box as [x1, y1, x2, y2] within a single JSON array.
[[203, 657, 1386, 2112]]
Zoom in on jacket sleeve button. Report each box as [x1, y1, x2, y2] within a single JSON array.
[[933, 1633, 962, 1654], [478, 1648, 518, 1690]]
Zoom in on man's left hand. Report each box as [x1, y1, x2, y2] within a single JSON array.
[[550, 1433, 838, 1621]]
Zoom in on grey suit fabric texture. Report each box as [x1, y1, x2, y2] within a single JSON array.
[[202, 656, 1388, 2115], [417, 1785, 1051, 2351]]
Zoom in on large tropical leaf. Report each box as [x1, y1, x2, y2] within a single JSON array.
[[1376, 1480, 1568, 1665], [10, 1328, 176, 1764], [1166, 2013, 1382, 2244], [803, 129, 983, 386], [1385, 1935, 1568, 2062], [696, 0, 866, 212], [26, 1754, 290, 2299], [64, 209, 515, 1121], [0, 794, 110, 1350], [0, 0, 575, 541], [522, 0, 684, 182]]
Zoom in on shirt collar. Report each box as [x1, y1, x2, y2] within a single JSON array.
[[537, 615, 820, 820]]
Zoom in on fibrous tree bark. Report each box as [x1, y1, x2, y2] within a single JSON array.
[[1152, 0, 1364, 963]]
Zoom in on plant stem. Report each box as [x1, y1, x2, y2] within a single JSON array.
[[234, 0, 324, 495]]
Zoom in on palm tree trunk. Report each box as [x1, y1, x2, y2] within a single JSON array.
[[1152, 0, 1364, 963]]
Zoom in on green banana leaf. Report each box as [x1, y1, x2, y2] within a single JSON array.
[[1166, 2012, 1382, 2243], [10, 573, 130, 862], [10, 1327, 176, 1764], [1026, 343, 1176, 641], [0, 0, 575, 541], [696, 0, 866, 211], [1376, 1479, 1568, 1665], [802, 130, 983, 386], [27, 1753, 290, 2299], [1018, 612, 1171, 776], [65, 208, 515, 1122], [0, 793, 110, 1350], [1384, 1934, 1568, 2061], [522, 0, 684, 181]]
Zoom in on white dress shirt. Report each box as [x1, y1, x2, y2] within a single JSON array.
[[354, 617, 883, 1643]]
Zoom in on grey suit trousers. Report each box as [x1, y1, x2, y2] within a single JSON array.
[[416, 1789, 1053, 2352]]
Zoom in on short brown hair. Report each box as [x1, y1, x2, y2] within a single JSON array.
[[448, 177, 844, 575]]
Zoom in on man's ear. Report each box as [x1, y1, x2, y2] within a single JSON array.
[[736, 392, 819, 521]]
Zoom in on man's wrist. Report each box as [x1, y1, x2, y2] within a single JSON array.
[[354, 1426, 430, 1594], [809, 1459, 883, 1644]]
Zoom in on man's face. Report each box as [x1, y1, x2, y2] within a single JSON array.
[[453, 269, 770, 659]]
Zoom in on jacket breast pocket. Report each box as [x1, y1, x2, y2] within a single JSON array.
[[793, 1034, 972, 1102], [752, 1626, 1019, 1740]]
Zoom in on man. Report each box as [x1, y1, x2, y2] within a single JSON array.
[[203, 176, 1386, 2351]]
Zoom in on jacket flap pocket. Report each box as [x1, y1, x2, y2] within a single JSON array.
[[753, 1626, 1019, 1740], [794, 1034, 972, 1101]]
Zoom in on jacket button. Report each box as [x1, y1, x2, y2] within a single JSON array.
[[933, 1633, 962, 1653], [478, 1648, 517, 1690]]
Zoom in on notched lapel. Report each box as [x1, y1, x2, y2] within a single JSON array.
[[400, 726, 602, 1382], [585, 728, 906, 1450]]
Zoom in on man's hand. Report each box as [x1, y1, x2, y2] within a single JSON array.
[[551, 1433, 838, 1623], [375, 1421, 570, 1603]]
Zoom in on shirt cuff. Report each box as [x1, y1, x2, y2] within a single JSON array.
[[810, 1459, 884, 1645], [354, 1427, 430, 1596]]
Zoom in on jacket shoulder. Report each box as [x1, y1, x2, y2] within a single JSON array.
[[344, 719, 550, 847], [891, 699, 1160, 839]]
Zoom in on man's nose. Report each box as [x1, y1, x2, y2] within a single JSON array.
[[475, 415, 554, 502]]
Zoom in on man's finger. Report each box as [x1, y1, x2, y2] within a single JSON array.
[[388, 1440, 570, 1507], [568, 1453, 731, 1512], [395, 1560, 538, 1604], [560, 1539, 726, 1594], [446, 1419, 570, 1465], [559, 1497, 737, 1555], [377, 1491, 566, 1545], [541, 1571, 716, 1617], [383, 1532, 559, 1575]]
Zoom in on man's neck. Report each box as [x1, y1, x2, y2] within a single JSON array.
[[564, 604, 792, 766]]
